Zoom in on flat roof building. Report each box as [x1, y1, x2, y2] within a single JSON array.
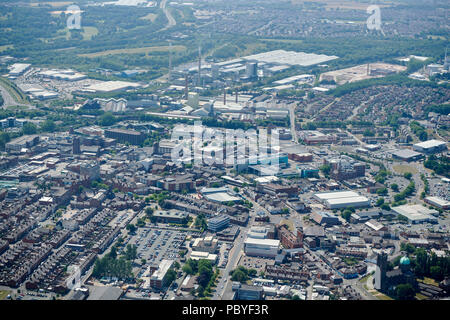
[[150, 259, 174, 289], [314, 191, 370, 209], [424, 196, 450, 210], [104, 128, 145, 145], [207, 214, 230, 232], [413, 139, 447, 154], [392, 204, 439, 224], [244, 238, 280, 258], [391, 149, 423, 162]]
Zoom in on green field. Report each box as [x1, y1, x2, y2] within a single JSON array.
[[0, 290, 10, 300], [79, 45, 186, 58], [82, 27, 99, 41], [393, 164, 418, 175], [0, 44, 13, 52]]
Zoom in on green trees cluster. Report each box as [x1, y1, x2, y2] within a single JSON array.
[[424, 155, 450, 177], [394, 180, 415, 202], [425, 104, 450, 115], [319, 164, 331, 178], [92, 248, 133, 280], [375, 169, 390, 184], [341, 207, 355, 222], [194, 213, 208, 231], [414, 248, 450, 281], [182, 259, 216, 297], [410, 121, 428, 141], [98, 112, 117, 126], [230, 266, 257, 283]]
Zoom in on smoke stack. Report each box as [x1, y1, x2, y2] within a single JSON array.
[[223, 88, 226, 105], [185, 74, 188, 99], [168, 41, 172, 81], [198, 45, 201, 86], [235, 90, 238, 103]]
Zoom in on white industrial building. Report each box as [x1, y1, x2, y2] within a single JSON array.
[[39, 69, 87, 81], [392, 204, 439, 224], [244, 238, 280, 258], [82, 80, 141, 93], [189, 251, 218, 263], [247, 226, 271, 239], [424, 196, 450, 210], [96, 98, 127, 112], [413, 139, 447, 154], [313, 191, 370, 209], [8, 63, 31, 76]]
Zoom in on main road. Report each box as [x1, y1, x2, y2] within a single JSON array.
[[160, 0, 176, 29], [289, 103, 298, 143]]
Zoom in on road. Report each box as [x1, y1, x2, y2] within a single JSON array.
[[289, 103, 298, 143], [160, 0, 176, 30], [213, 193, 260, 300], [0, 79, 33, 109]]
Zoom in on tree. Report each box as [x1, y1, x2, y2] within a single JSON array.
[[396, 283, 415, 300], [320, 164, 331, 177], [390, 183, 399, 192], [182, 264, 193, 275], [22, 122, 37, 134], [341, 209, 352, 222], [231, 269, 247, 283], [375, 198, 385, 207], [99, 112, 116, 126], [363, 129, 375, 137], [126, 223, 137, 234], [403, 172, 413, 180], [430, 266, 443, 281], [124, 244, 137, 261], [164, 269, 177, 287], [41, 119, 56, 132]]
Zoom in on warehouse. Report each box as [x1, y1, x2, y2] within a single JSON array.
[[83, 80, 141, 93], [413, 139, 447, 154], [313, 191, 370, 209], [424, 196, 450, 210], [392, 204, 438, 224], [391, 149, 423, 162], [200, 187, 242, 204], [8, 63, 31, 76], [244, 238, 280, 258]]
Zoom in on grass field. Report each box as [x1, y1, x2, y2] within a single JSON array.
[[0, 45, 13, 53], [291, 0, 392, 10], [280, 219, 294, 232], [261, 39, 304, 44], [415, 293, 428, 300], [418, 277, 439, 287], [30, 1, 73, 7], [0, 290, 10, 300], [140, 13, 158, 22], [393, 164, 418, 175], [79, 45, 186, 58], [82, 27, 99, 41]]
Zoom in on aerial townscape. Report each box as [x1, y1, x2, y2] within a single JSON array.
[[0, 0, 449, 305]]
